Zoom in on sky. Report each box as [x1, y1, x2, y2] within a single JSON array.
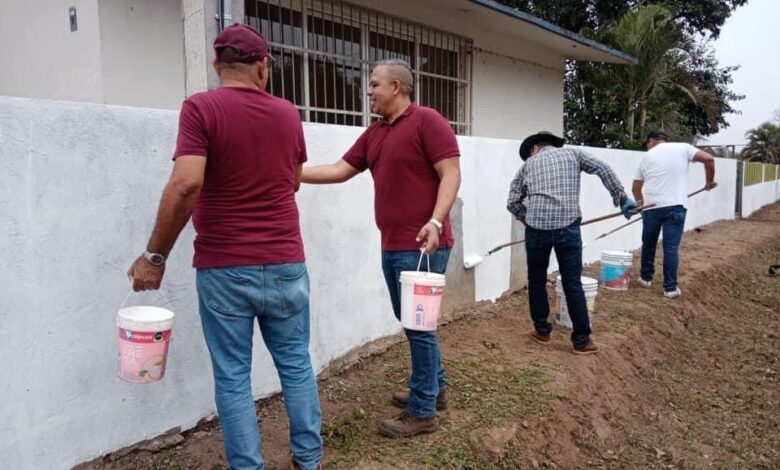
[[705, 0, 780, 146]]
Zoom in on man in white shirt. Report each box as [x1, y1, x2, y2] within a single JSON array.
[[632, 131, 717, 298]]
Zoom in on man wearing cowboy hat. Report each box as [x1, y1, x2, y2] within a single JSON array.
[[507, 131, 637, 354]]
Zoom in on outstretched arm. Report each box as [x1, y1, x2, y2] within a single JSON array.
[[301, 159, 360, 184]]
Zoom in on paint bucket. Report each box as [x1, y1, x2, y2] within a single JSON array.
[[399, 253, 446, 331], [555, 276, 598, 328], [117, 305, 175, 383], [600, 250, 633, 291]]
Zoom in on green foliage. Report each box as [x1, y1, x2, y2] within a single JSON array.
[[741, 118, 780, 164], [497, 1, 746, 148]]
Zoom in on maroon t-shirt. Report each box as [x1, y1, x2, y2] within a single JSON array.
[[174, 87, 307, 268], [342, 104, 460, 251]]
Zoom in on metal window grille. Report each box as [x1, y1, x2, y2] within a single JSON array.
[[245, 0, 472, 134]]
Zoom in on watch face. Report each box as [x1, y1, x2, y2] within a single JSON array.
[[149, 254, 165, 265]]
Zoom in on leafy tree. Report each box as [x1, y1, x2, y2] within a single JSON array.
[[499, 0, 747, 37], [497, 0, 746, 147], [741, 118, 780, 163]]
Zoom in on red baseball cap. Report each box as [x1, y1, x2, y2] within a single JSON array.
[[214, 23, 274, 63]]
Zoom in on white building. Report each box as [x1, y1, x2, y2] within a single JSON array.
[[0, 0, 633, 139]]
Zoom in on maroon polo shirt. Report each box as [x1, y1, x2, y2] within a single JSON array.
[[342, 104, 460, 251], [173, 86, 307, 268]]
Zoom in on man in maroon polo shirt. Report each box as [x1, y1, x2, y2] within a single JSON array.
[[302, 59, 461, 438], [127, 24, 322, 470]]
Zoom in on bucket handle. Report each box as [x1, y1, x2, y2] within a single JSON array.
[[119, 287, 174, 312], [416, 250, 431, 273]]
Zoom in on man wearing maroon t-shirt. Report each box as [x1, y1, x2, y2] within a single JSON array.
[[302, 59, 461, 438], [127, 24, 322, 470]]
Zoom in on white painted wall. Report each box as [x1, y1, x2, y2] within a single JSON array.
[[98, 0, 185, 109], [460, 145, 739, 301], [0, 96, 753, 469], [743, 179, 780, 217], [0, 0, 104, 103]]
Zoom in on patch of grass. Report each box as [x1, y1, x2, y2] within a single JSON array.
[[321, 409, 373, 454], [447, 354, 555, 425], [147, 451, 186, 470], [419, 430, 525, 470]]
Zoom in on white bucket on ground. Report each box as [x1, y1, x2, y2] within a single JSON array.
[[117, 306, 175, 384], [555, 276, 599, 328], [600, 250, 634, 291], [400, 271, 446, 331]]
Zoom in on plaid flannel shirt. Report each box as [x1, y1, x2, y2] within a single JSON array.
[[506, 146, 624, 230]]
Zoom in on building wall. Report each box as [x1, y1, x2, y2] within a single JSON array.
[[471, 49, 564, 139], [0, 96, 752, 469], [98, 0, 185, 109], [0, 0, 104, 103], [0, 0, 184, 108], [351, 0, 566, 139]]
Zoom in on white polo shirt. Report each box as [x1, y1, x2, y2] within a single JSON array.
[[634, 142, 698, 210]]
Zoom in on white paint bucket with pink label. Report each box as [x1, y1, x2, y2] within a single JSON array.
[[399, 252, 446, 331], [400, 271, 446, 331], [117, 305, 174, 384]]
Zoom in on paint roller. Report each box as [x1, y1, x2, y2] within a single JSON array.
[[464, 187, 709, 269]]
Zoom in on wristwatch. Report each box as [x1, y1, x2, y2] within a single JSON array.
[[428, 217, 443, 234], [143, 250, 166, 267]]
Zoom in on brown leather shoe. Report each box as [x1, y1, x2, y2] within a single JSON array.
[[573, 340, 599, 355], [391, 389, 448, 410], [529, 331, 551, 344], [379, 411, 440, 438], [289, 459, 322, 470]]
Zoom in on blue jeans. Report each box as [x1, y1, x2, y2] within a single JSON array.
[[196, 263, 322, 470], [641, 205, 687, 292], [525, 221, 590, 348], [381, 249, 450, 419]]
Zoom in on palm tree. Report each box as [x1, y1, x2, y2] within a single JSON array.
[[742, 121, 780, 164], [590, 5, 714, 146]]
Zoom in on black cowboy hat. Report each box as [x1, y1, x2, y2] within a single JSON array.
[[519, 131, 565, 161]]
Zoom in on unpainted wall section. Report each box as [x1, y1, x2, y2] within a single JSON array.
[[0, 0, 104, 103], [0, 97, 748, 469], [98, 0, 186, 109]]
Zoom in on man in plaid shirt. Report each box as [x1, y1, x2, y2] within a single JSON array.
[[507, 131, 637, 355]]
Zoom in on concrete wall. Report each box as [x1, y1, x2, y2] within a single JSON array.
[[0, 0, 104, 103], [0, 96, 751, 469], [743, 179, 780, 217], [460, 145, 739, 301], [98, 0, 185, 109]]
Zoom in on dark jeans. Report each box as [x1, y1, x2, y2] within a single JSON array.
[[525, 221, 590, 348], [640, 205, 687, 292], [381, 248, 450, 418]]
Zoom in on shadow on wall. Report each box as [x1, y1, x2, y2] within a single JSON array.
[[440, 197, 476, 318]]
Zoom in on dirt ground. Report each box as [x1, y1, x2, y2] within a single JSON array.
[[81, 204, 780, 470]]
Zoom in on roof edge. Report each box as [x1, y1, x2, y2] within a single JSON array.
[[466, 0, 638, 65]]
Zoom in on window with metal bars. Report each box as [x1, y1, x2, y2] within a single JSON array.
[[245, 0, 472, 134]]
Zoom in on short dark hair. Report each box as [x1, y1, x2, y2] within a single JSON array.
[[643, 131, 669, 149]]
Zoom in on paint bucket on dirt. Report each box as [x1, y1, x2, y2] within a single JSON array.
[[600, 250, 633, 291], [117, 305, 175, 384], [555, 276, 598, 328], [399, 253, 446, 331]]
